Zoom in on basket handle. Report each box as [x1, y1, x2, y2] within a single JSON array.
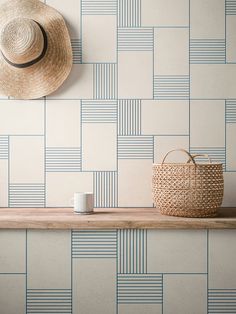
[[161, 149, 196, 165], [187, 154, 212, 164]]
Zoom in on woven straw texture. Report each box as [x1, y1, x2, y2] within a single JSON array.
[[152, 149, 224, 218], [0, 0, 72, 99]]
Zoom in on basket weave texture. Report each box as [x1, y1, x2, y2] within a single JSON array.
[[152, 149, 224, 218]]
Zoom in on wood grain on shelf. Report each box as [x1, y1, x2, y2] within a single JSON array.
[[0, 207, 236, 229]]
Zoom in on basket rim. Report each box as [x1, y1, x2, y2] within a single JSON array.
[[153, 162, 223, 166]]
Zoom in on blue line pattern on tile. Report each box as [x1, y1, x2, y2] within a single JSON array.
[[94, 171, 117, 207], [71, 39, 82, 64], [118, 136, 153, 159], [118, 229, 147, 274], [154, 75, 190, 99], [190, 39, 226, 64], [27, 289, 72, 314], [226, 100, 236, 123], [226, 0, 236, 15], [208, 289, 236, 313], [118, 28, 153, 51], [82, 100, 117, 123], [0, 136, 8, 159], [190, 147, 226, 170], [93, 64, 117, 99], [81, 0, 117, 15], [72, 230, 117, 258], [46, 148, 81, 172], [118, 0, 141, 27], [9, 184, 45, 207], [118, 100, 141, 135], [118, 274, 163, 304]]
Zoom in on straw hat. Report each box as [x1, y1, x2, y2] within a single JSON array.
[[0, 0, 72, 99]]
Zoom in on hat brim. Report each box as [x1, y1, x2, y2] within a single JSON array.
[[0, 0, 72, 99]]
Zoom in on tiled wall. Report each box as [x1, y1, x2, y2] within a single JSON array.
[[0, 229, 236, 314], [0, 0, 236, 207]]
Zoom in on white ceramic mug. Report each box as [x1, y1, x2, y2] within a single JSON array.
[[71, 192, 94, 214]]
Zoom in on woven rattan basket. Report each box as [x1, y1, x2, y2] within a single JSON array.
[[152, 149, 224, 218]]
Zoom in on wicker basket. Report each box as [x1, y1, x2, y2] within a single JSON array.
[[152, 149, 224, 218]]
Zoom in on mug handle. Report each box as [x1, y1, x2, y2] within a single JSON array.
[[69, 197, 74, 207]]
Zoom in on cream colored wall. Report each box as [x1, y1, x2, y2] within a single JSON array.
[[0, 0, 236, 208], [0, 229, 236, 314]]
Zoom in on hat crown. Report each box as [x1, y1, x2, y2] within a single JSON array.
[[0, 18, 44, 65]]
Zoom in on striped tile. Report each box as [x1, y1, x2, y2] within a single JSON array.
[[118, 100, 141, 135], [190, 39, 225, 64], [9, 184, 45, 207], [93, 64, 117, 99], [190, 147, 225, 170], [118, 28, 153, 51], [72, 230, 117, 258], [0, 136, 8, 159], [154, 75, 189, 100], [82, 100, 117, 123], [27, 289, 72, 314], [117, 274, 163, 304], [226, 0, 236, 15], [208, 289, 236, 313], [46, 148, 81, 172], [226, 100, 236, 123], [118, 136, 153, 159], [71, 39, 82, 64], [94, 172, 117, 207], [118, 0, 141, 27], [81, 0, 117, 15], [118, 229, 147, 274]]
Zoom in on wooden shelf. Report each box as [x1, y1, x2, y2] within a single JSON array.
[[0, 207, 236, 229]]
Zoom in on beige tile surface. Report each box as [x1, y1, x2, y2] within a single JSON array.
[[0, 100, 44, 135], [163, 274, 207, 314], [0, 230, 26, 273], [119, 304, 162, 314], [118, 159, 153, 207], [46, 172, 93, 206], [0, 275, 25, 314], [0, 160, 8, 207], [147, 230, 207, 273], [73, 258, 116, 314], [46, 100, 81, 147], [27, 230, 71, 288], [142, 100, 189, 135], [209, 230, 236, 288], [10, 136, 44, 183]]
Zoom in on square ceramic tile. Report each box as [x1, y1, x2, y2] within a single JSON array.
[[73, 258, 116, 314], [222, 172, 236, 207], [147, 230, 207, 273], [27, 230, 71, 289], [82, 123, 117, 171], [82, 15, 116, 62], [0, 275, 25, 314], [226, 16, 236, 62], [46, 172, 93, 206], [163, 274, 207, 314], [209, 230, 236, 288], [0, 100, 44, 135], [118, 159, 153, 207], [141, 0, 189, 27], [0, 230, 26, 273], [142, 100, 189, 135]]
